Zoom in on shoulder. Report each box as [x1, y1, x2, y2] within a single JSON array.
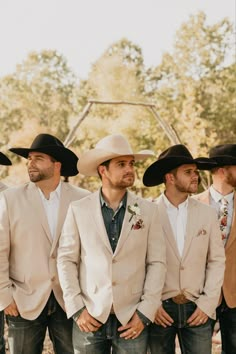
[[192, 189, 209, 201], [64, 182, 90, 197], [188, 197, 216, 215]]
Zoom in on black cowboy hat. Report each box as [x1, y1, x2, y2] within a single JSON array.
[[0, 152, 11, 166], [9, 133, 78, 176], [143, 144, 217, 187], [207, 144, 236, 168]]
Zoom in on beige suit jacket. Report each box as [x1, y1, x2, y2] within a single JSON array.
[[57, 190, 166, 326], [156, 195, 225, 319], [195, 189, 236, 308], [0, 182, 8, 193], [0, 181, 90, 320]]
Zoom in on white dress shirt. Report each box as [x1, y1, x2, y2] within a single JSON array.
[[38, 182, 61, 239], [163, 193, 188, 257], [209, 185, 234, 241]]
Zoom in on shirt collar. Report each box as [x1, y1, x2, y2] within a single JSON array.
[[210, 185, 234, 203], [100, 189, 127, 210], [162, 192, 189, 210], [38, 181, 62, 201]]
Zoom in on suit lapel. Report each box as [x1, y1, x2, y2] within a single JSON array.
[[225, 192, 236, 250], [158, 195, 180, 260], [51, 182, 71, 252], [90, 191, 113, 254], [27, 182, 52, 244], [114, 192, 136, 255], [182, 198, 199, 260]]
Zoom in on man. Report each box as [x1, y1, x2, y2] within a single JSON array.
[[0, 133, 90, 354], [143, 144, 225, 354], [0, 152, 12, 354], [57, 134, 166, 354], [195, 144, 236, 354]]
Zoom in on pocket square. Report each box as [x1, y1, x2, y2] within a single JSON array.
[[196, 229, 207, 237]]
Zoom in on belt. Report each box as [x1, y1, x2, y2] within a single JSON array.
[[171, 294, 191, 304]]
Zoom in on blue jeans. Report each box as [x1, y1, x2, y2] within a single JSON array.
[[0, 311, 5, 354], [149, 299, 212, 354], [217, 299, 236, 354], [6, 292, 73, 354], [73, 313, 148, 354]]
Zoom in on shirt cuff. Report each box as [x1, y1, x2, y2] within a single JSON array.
[[72, 306, 86, 322], [136, 310, 151, 326]]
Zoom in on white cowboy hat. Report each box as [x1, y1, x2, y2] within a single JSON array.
[[78, 134, 153, 176]]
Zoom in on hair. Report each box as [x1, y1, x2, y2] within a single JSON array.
[[163, 167, 178, 184], [97, 159, 111, 180]]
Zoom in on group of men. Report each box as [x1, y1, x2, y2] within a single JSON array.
[[0, 132, 235, 354]]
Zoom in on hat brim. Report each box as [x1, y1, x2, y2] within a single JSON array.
[[143, 156, 216, 187], [78, 148, 152, 176], [0, 152, 11, 166], [9, 146, 78, 176], [206, 156, 236, 168]]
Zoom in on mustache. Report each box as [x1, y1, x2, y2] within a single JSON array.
[[123, 173, 134, 178]]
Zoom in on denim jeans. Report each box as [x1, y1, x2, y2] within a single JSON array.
[[0, 311, 5, 354], [148, 299, 212, 354], [6, 292, 73, 354], [217, 298, 236, 354], [73, 313, 148, 354]]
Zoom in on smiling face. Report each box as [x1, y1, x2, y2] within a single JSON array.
[[98, 155, 135, 190], [27, 151, 60, 183]]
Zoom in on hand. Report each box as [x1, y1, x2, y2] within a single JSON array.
[[118, 312, 144, 339], [76, 308, 102, 332], [187, 307, 208, 326], [154, 305, 174, 328], [4, 300, 19, 316]]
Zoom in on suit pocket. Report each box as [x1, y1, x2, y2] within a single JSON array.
[[9, 269, 33, 294]]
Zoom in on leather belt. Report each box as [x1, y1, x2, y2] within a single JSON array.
[[171, 294, 191, 304]]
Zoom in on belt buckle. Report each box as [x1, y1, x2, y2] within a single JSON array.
[[172, 293, 188, 304]]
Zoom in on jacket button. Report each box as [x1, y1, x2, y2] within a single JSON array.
[[51, 276, 56, 281], [180, 266, 184, 270], [112, 281, 116, 286]]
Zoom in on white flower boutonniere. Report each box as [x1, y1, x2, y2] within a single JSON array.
[[128, 203, 144, 230]]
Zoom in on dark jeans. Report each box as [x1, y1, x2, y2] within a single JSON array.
[[217, 299, 236, 354], [6, 292, 73, 354], [149, 299, 212, 354], [0, 311, 5, 354], [73, 313, 148, 354]]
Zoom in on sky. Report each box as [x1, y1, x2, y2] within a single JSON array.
[[0, 0, 235, 79]]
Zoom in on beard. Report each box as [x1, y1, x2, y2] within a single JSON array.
[[225, 171, 236, 188], [175, 180, 199, 194], [108, 173, 135, 189], [28, 166, 54, 183]]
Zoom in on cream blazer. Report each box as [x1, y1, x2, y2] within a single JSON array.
[[0, 181, 90, 320], [195, 189, 236, 308], [156, 195, 225, 319], [57, 190, 166, 326]]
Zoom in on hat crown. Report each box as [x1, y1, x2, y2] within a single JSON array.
[[159, 144, 193, 160], [95, 134, 133, 155], [209, 144, 236, 158], [30, 134, 64, 149]]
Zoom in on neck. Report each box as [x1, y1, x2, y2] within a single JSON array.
[[212, 179, 234, 196], [36, 178, 61, 199], [101, 187, 127, 211], [165, 189, 188, 207]]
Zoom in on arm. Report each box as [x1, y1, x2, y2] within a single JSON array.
[[195, 209, 225, 318], [137, 204, 166, 321], [0, 193, 14, 311], [57, 203, 85, 318]]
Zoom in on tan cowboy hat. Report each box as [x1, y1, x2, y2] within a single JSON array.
[[78, 134, 153, 176]]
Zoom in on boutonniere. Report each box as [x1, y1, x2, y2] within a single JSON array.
[[128, 203, 144, 230], [196, 229, 207, 237]]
